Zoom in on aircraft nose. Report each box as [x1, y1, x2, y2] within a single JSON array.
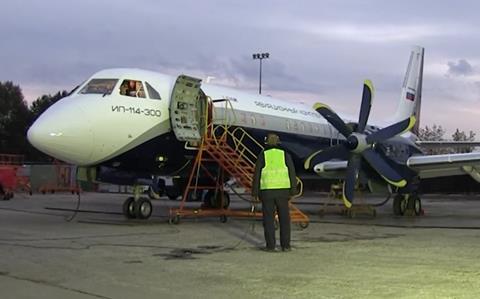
[[27, 100, 95, 165]]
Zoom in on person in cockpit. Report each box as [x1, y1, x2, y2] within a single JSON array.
[[126, 80, 137, 97], [120, 81, 128, 95], [120, 80, 136, 97], [135, 81, 146, 98]]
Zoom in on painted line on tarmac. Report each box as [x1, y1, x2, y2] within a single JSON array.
[[310, 219, 480, 230], [0, 271, 112, 299], [44, 207, 122, 215]]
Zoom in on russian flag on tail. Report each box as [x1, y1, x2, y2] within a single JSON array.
[[406, 92, 415, 101]]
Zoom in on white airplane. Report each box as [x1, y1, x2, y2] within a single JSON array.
[[27, 46, 480, 219]]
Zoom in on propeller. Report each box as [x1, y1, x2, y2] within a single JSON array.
[[304, 80, 415, 208]]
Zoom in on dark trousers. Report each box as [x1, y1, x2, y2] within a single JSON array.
[[261, 191, 291, 249]]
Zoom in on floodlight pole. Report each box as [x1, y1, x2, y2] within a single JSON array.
[[252, 52, 269, 94], [259, 58, 263, 94]]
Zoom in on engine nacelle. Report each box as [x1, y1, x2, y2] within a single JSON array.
[[313, 161, 348, 174]]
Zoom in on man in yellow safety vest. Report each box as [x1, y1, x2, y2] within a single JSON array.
[[252, 133, 297, 252]]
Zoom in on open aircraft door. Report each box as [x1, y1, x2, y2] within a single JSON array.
[[170, 75, 207, 142]]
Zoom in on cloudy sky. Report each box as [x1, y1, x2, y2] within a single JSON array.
[[2, 0, 480, 135]]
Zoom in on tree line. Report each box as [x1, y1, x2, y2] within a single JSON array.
[[418, 124, 477, 154], [0, 81, 68, 162]]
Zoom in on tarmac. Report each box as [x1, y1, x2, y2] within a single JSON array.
[[1, 192, 480, 298]]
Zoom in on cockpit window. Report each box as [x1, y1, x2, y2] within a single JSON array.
[[119, 79, 146, 98], [67, 82, 83, 96], [79, 79, 118, 95], [145, 82, 161, 100]]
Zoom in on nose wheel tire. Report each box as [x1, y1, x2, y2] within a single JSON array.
[[135, 198, 153, 219], [122, 197, 137, 219]]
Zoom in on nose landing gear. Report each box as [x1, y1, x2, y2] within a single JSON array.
[[122, 197, 153, 219], [122, 185, 154, 220]]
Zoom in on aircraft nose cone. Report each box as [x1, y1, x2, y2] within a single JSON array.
[[27, 101, 95, 165]]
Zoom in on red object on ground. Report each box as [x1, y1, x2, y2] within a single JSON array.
[[0, 166, 18, 190], [0, 155, 31, 198]]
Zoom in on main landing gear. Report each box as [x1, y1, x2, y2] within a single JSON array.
[[393, 193, 422, 216], [203, 190, 230, 209], [122, 186, 153, 220]]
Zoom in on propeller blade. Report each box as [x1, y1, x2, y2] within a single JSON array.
[[357, 79, 374, 133], [342, 155, 361, 208], [362, 148, 407, 188], [366, 116, 416, 144], [303, 144, 349, 169], [313, 103, 352, 138]]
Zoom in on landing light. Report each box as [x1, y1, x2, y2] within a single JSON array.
[[49, 132, 63, 137]]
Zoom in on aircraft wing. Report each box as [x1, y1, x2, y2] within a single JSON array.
[[406, 152, 480, 180], [313, 152, 480, 182]]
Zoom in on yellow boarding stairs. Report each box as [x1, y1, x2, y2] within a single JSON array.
[[169, 97, 308, 227]]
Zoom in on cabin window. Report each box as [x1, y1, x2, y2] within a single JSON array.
[[324, 125, 330, 136], [119, 79, 146, 98], [145, 82, 161, 100], [79, 79, 118, 95], [307, 123, 313, 133], [299, 122, 305, 132], [259, 114, 266, 127], [293, 121, 299, 131], [239, 112, 247, 124], [250, 114, 256, 125]]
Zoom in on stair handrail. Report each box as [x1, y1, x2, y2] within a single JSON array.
[[231, 127, 264, 165], [210, 126, 263, 167], [206, 97, 237, 140], [202, 124, 258, 187]]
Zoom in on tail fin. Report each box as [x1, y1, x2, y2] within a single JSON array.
[[392, 46, 424, 134]]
